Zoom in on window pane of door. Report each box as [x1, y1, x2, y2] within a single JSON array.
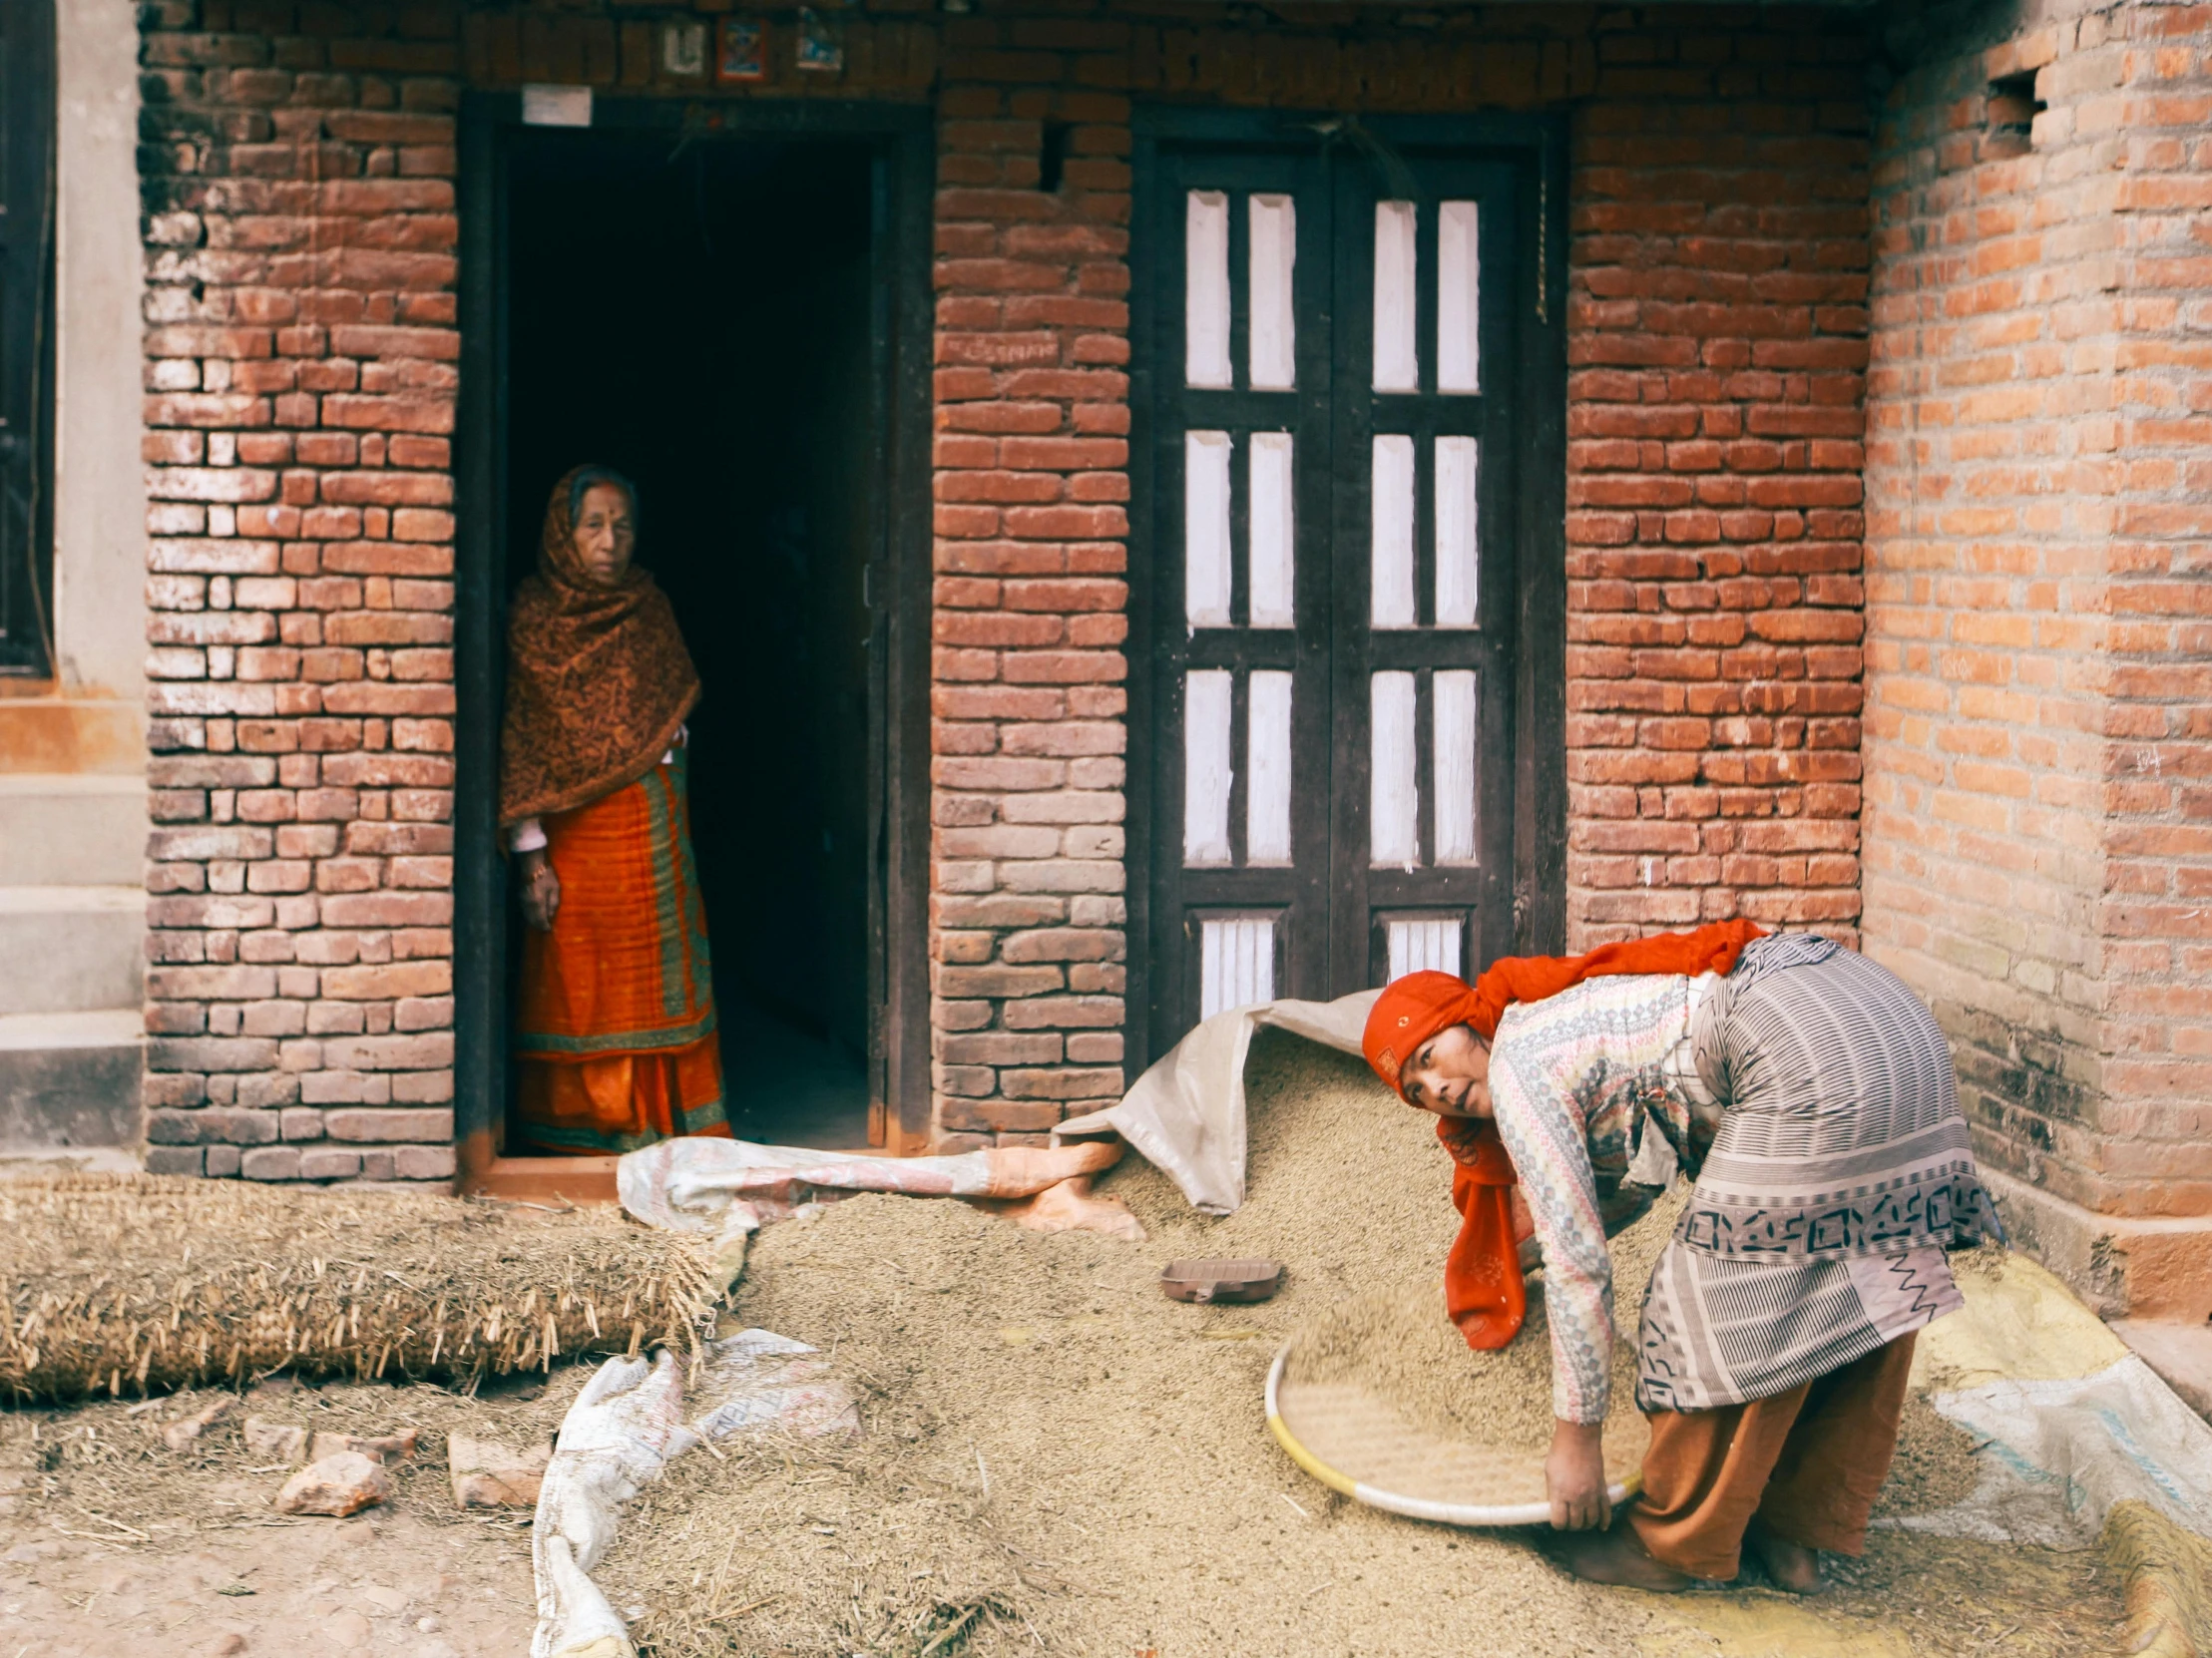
[[1371, 670, 1419, 868], [1201, 916, 1275, 1017], [1435, 435, 1479, 628], [1438, 200, 1481, 394], [1247, 668, 1293, 865], [1371, 434, 1416, 627], [1373, 200, 1419, 392], [1184, 430, 1231, 626], [1249, 432, 1295, 628], [1435, 669, 1480, 866], [1185, 190, 1231, 388], [1248, 193, 1296, 391], [1388, 916, 1463, 978], [1183, 669, 1233, 865]]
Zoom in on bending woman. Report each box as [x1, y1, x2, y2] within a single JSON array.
[[499, 466, 730, 1154], [1364, 924, 1997, 1592]]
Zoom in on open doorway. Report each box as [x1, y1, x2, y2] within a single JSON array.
[[499, 127, 880, 1150]]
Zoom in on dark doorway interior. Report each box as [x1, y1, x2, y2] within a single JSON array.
[[503, 129, 878, 1149]]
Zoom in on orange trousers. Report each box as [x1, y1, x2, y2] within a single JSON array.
[[1628, 1333, 1917, 1580]]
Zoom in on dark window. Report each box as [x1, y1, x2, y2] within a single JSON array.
[[0, 0, 54, 678]]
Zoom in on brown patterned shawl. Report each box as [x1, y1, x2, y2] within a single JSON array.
[[499, 466, 700, 828]]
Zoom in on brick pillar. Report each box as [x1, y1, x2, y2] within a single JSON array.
[[927, 27, 1133, 1148], [137, 1, 461, 1182], [1565, 29, 1872, 950]]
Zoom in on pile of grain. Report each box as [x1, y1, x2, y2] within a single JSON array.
[[1285, 1190, 1684, 1453], [0, 1175, 714, 1403], [595, 1032, 2066, 1658]]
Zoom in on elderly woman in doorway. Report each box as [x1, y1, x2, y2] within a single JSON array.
[[1363, 921, 1997, 1593], [499, 465, 730, 1154]]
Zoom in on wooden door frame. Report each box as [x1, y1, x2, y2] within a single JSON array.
[[0, 0, 55, 679], [1125, 106, 1567, 1079], [453, 94, 936, 1199]]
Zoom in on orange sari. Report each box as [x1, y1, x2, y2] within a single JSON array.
[[514, 749, 730, 1154]]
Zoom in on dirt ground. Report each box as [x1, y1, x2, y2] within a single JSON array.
[[0, 1371, 574, 1657], [0, 1036, 2142, 1656]]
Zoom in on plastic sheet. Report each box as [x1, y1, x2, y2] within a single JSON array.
[[1886, 1252, 2212, 1553], [1057, 989, 1378, 1214], [530, 1331, 864, 1658]]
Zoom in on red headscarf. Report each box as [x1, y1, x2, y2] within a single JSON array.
[[1363, 919, 1766, 1350]]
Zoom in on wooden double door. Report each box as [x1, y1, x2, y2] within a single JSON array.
[[1132, 113, 1565, 1063]]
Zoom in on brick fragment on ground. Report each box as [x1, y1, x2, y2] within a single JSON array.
[[241, 1416, 309, 1463], [310, 1427, 419, 1464], [162, 1395, 236, 1451], [272, 1450, 392, 1517], [447, 1433, 551, 1509]]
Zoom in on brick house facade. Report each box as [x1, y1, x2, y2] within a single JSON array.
[[117, 0, 2212, 1317]]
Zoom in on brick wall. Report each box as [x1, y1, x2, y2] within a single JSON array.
[[137, 1, 1879, 1173], [919, 7, 1876, 1142], [926, 46, 1135, 1150], [138, 0, 463, 1182], [1563, 21, 1871, 951], [1864, 0, 2212, 1312]]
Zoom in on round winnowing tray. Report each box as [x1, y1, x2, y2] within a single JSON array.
[[1265, 1343, 1646, 1526]]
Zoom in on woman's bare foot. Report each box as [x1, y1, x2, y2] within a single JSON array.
[[1539, 1519, 1695, 1593], [1743, 1520, 1825, 1594]]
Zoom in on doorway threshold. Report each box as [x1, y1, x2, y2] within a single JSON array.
[[455, 1128, 921, 1205], [458, 1133, 619, 1203]]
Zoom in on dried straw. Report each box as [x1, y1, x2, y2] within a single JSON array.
[[0, 1173, 717, 1403]]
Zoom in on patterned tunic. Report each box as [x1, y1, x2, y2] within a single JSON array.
[[1487, 935, 1998, 1424]]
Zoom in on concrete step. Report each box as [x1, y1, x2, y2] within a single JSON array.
[[0, 771, 146, 885], [2109, 1318, 2212, 1424], [0, 1009, 143, 1149], [0, 885, 145, 1014]]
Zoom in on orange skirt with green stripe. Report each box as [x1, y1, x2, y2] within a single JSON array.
[[513, 751, 730, 1155]]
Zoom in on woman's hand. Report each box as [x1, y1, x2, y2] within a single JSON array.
[[519, 849, 561, 932], [1546, 1419, 1610, 1531]]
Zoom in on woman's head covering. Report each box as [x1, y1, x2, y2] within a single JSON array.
[[1364, 918, 1768, 1352], [1362, 918, 1767, 1101], [498, 465, 700, 827], [1362, 970, 1484, 1098]]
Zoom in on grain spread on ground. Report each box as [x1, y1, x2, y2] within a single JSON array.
[[588, 1031, 2124, 1658], [1285, 1189, 1682, 1455]]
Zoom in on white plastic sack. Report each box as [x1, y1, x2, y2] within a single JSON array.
[[687, 1328, 859, 1442], [531, 1333, 864, 1658], [619, 1134, 1124, 1234], [1879, 1250, 2212, 1549], [531, 1351, 689, 1658], [1896, 1357, 2212, 1549], [1057, 989, 1378, 1214]]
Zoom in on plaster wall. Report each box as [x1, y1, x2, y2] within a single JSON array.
[[53, 0, 151, 707], [54, 0, 150, 703]]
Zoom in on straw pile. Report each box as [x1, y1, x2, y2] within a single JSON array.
[[0, 1174, 716, 1403]]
